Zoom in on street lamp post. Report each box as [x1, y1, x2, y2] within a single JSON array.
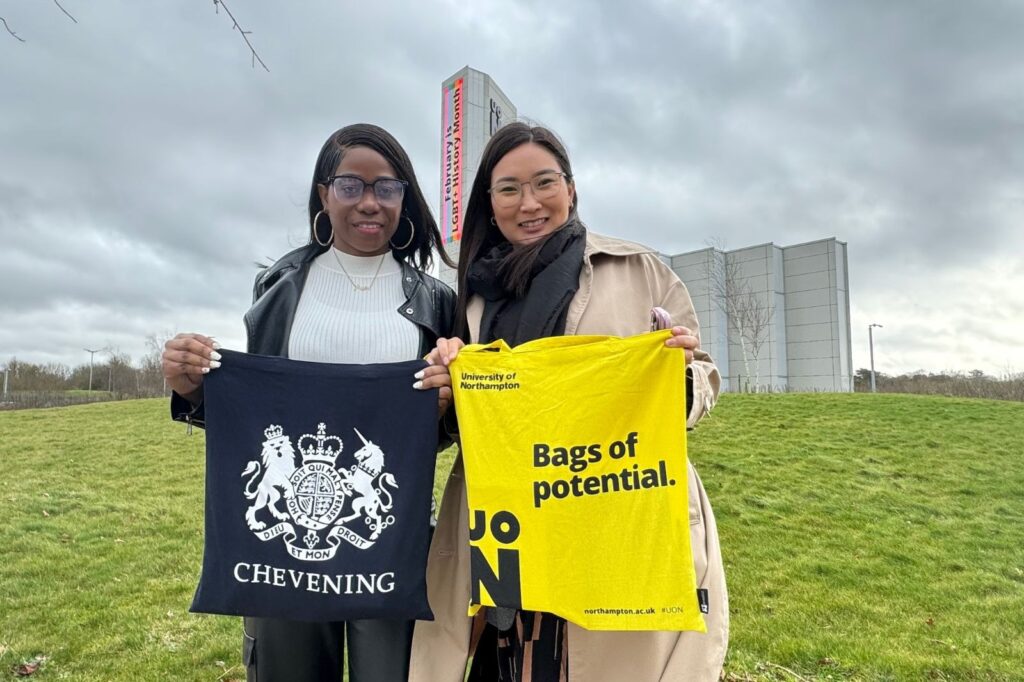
[[84, 347, 103, 393], [868, 324, 883, 393]]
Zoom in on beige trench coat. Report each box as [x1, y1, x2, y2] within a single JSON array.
[[410, 232, 728, 682]]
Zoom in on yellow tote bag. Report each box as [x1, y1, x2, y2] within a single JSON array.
[[451, 331, 705, 631]]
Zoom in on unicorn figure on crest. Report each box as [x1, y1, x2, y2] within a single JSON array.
[[335, 428, 398, 540]]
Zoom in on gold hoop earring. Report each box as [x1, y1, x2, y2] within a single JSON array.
[[390, 215, 416, 250], [313, 210, 333, 247]]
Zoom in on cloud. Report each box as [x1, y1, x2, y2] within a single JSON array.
[[1, 0, 1021, 376]]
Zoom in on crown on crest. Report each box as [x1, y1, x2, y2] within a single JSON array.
[[299, 423, 343, 465], [262, 424, 288, 447]]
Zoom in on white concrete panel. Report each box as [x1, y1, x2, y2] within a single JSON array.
[[785, 288, 833, 309], [733, 257, 768, 278], [789, 375, 837, 390], [683, 276, 710, 298], [699, 323, 722, 339], [786, 322, 834, 343], [728, 361, 784, 391], [772, 292, 788, 380], [753, 289, 774, 309], [673, 267, 702, 285], [694, 314, 715, 331], [787, 339, 836, 359], [785, 270, 831, 293], [835, 294, 851, 374], [788, 356, 836, 377], [705, 306, 728, 328], [690, 293, 711, 313], [773, 247, 786, 291], [783, 241, 829, 259], [785, 304, 832, 326], [783, 254, 831, 277], [742, 273, 770, 293], [836, 243, 848, 290], [730, 245, 772, 263], [676, 262, 711, 283], [672, 250, 713, 268], [756, 355, 778, 379], [773, 292, 787, 325]]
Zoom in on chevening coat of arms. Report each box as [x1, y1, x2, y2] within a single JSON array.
[[241, 423, 399, 561]]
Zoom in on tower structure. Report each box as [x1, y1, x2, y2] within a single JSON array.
[[438, 67, 517, 287]]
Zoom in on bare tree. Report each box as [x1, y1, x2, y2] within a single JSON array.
[[2, 17, 26, 41], [211, 0, 269, 72], [6, 1, 269, 74], [3, 2, 76, 42], [704, 240, 775, 392], [144, 330, 177, 394], [52, 1, 78, 24]]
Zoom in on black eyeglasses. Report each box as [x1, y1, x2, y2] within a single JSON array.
[[324, 175, 408, 207]]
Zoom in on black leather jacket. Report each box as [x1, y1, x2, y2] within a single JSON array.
[[172, 242, 456, 428]]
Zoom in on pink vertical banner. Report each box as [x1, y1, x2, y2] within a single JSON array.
[[440, 78, 464, 243]]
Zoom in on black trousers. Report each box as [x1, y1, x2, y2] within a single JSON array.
[[243, 616, 414, 682]]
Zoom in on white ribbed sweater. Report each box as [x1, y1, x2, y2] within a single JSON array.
[[287, 249, 420, 364]]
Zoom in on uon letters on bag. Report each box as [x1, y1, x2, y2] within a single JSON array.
[[191, 349, 437, 622], [451, 331, 705, 631]]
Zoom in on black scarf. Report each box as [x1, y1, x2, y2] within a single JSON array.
[[466, 219, 586, 634], [468, 220, 587, 346]]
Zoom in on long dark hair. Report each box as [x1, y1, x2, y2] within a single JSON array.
[[453, 122, 580, 339], [308, 123, 454, 270]]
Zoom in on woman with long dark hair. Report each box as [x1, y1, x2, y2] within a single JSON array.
[[162, 123, 456, 682], [412, 122, 727, 681]]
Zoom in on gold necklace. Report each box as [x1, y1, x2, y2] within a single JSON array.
[[331, 247, 388, 292]]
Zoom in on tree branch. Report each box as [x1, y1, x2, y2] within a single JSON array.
[[2, 16, 26, 42], [211, 0, 269, 72], [53, 0, 78, 24]]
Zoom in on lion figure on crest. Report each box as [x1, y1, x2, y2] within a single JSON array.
[[242, 425, 296, 531], [335, 428, 398, 540]]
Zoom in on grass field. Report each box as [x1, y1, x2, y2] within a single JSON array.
[[1, 394, 1022, 680]]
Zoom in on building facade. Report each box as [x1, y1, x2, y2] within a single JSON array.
[[670, 239, 852, 392]]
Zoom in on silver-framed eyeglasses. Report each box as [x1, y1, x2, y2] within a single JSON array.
[[488, 171, 568, 208], [325, 175, 408, 207]]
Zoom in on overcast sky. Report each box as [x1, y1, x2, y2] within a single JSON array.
[[2, 0, 1021, 376]]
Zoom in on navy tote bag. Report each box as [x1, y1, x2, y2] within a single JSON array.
[[190, 349, 437, 622]]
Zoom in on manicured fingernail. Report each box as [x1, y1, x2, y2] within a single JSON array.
[[201, 367, 210, 374], [414, 370, 425, 379], [210, 351, 222, 361], [212, 341, 222, 350], [412, 381, 423, 390], [209, 360, 221, 369]]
